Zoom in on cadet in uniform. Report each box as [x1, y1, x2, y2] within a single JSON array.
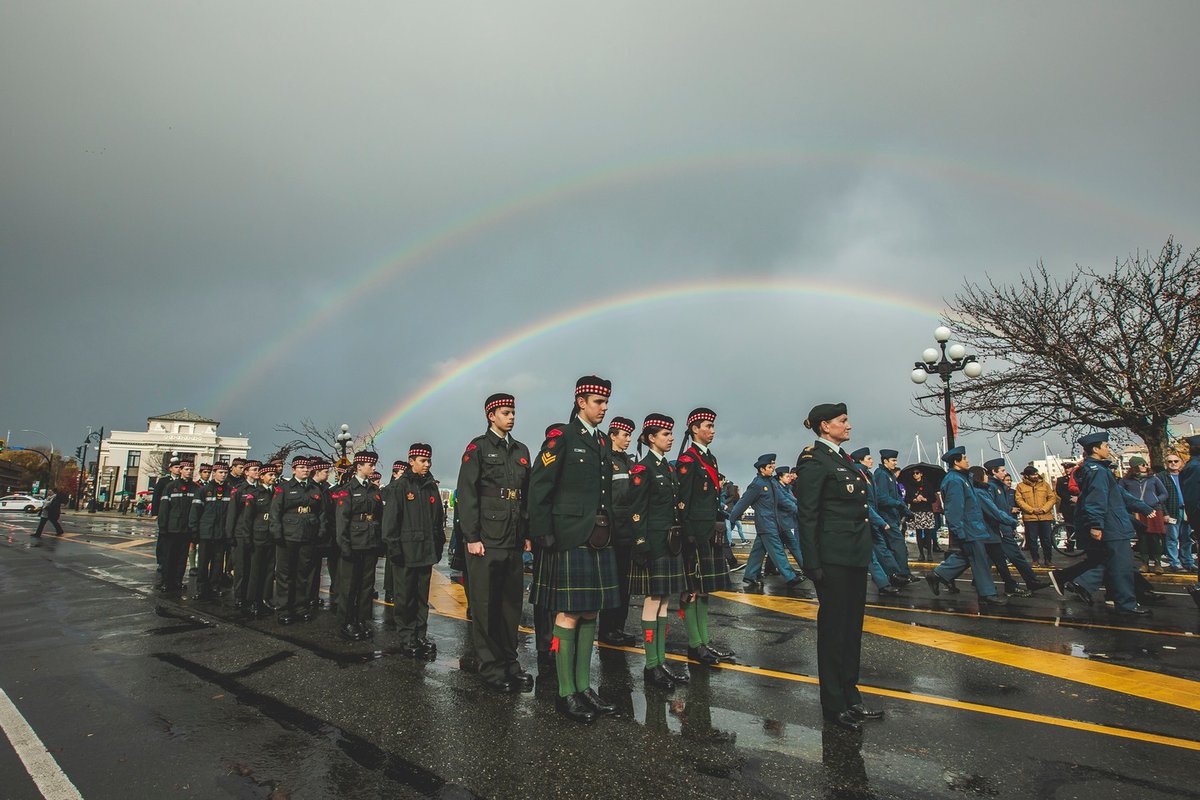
[[927, 448, 1006, 606], [528, 376, 621, 724], [335, 451, 384, 641], [455, 393, 533, 692], [599, 416, 638, 647], [528, 423, 565, 675], [850, 448, 907, 591], [189, 462, 232, 601], [223, 458, 248, 589], [152, 456, 181, 589], [733, 454, 803, 590], [983, 459, 1050, 596], [627, 414, 688, 691], [383, 459, 409, 608], [675, 407, 735, 667], [156, 459, 199, 595], [382, 443, 446, 658], [226, 459, 262, 610], [873, 449, 914, 581], [240, 462, 279, 615], [793, 402, 882, 731], [270, 455, 324, 625], [308, 458, 338, 612], [1073, 432, 1155, 615]]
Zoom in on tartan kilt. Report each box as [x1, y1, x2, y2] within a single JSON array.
[[629, 553, 686, 598], [529, 545, 620, 612], [686, 540, 731, 594]]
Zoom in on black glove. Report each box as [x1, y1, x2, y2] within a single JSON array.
[[806, 567, 825, 584]]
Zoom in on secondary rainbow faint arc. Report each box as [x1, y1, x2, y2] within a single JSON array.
[[373, 277, 942, 435], [206, 147, 1165, 415]]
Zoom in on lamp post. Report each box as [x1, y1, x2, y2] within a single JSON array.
[[910, 326, 983, 451], [77, 428, 103, 510], [17, 429, 55, 491], [336, 424, 352, 462]]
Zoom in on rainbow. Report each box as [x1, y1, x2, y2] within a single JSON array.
[[205, 146, 1170, 415], [372, 276, 942, 436]]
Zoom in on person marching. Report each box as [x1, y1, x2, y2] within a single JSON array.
[[599, 416, 638, 647], [528, 376, 621, 724], [334, 451, 385, 640], [873, 449, 914, 581], [156, 459, 200, 596], [849, 448, 906, 596], [269, 456, 325, 625], [454, 393, 533, 692], [627, 414, 689, 691], [985, 460, 1050, 595], [731, 454, 803, 590], [382, 443, 446, 659], [926, 448, 1006, 606], [675, 407, 735, 667], [793, 402, 881, 731], [226, 459, 261, 610], [190, 462, 232, 601]]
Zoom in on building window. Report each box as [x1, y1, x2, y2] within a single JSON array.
[[127, 450, 141, 468]]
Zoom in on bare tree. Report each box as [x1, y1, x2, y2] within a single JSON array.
[[917, 238, 1200, 469], [273, 418, 383, 464]]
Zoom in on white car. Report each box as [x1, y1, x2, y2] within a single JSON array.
[[0, 494, 46, 513]]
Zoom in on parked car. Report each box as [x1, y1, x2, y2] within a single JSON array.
[[0, 494, 46, 513]]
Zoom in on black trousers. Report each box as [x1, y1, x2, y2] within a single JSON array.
[[984, 542, 1017, 590], [390, 563, 433, 644], [161, 531, 192, 591], [310, 545, 340, 606], [598, 541, 633, 638], [337, 552, 378, 627], [195, 539, 224, 594], [232, 538, 254, 602], [813, 564, 867, 714], [274, 541, 315, 614], [247, 542, 275, 606], [466, 547, 523, 683], [33, 518, 64, 536]]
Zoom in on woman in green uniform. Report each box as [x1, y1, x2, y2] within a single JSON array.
[[627, 414, 689, 691]]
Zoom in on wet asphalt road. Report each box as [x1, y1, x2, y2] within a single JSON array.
[[1, 512, 1198, 800]]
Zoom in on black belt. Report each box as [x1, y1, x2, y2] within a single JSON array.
[[479, 487, 523, 501], [351, 513, 376, 521]]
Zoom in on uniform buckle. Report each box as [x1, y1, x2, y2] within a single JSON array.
[[501, 488, 519, 501]]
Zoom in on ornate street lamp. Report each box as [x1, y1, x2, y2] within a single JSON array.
[[910, 326, 983, 450], [336, 424, 353, 461]]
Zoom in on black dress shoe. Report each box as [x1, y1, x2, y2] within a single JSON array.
[[339, 624, 359, 641], [486, 678, 520, 694], [824, 709, 862, 731], [848, 704, 884, 720], [510, 670, 534, 692], [261, 600, 277, 612], [1188, 586, 1200, 610], [351, 623, 368, 641], [418, 639, 438, 660], [688, 646, 720, 666], [580, 687, 615, 715], [705, 643, 735, 660], [1115, 605, 1151, 616], [233, 599, 245, 610], [907, 574, 923, 585], [786, 575, 806, 589], [644, 667, 675, 691], [879, 585, 901, 595], [459, 655, 480, 673], [556, 693, 597, 724], [360, 624, 375, 639], [1026, 579, 1051, 592], [979, 595, 1008, 607], [1064, 581, 1093, 606], [889, 573, 908, 587], [297, 609, 314, 622], [925, 574, 942, 596], [1138, 590, 1164, 606], [742, 579, 763, 590], [661, 663, 690, 684], [400, 643, 423, 658], [277, 613, 295, 625]]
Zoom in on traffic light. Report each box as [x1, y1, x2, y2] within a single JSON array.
[[75, 446, 84, 460]]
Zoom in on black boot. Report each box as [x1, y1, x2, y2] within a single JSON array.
[[556, 693, 597, 724]]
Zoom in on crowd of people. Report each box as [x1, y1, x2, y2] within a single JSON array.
[[36, 377, 1200, 730]]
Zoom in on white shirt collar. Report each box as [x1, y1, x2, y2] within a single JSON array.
[[817, 438, 841, 452], [577, 417, 598, 436], [693, 442, 709, 455]]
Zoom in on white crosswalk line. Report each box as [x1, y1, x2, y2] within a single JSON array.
[[0, 687, 84, 800]]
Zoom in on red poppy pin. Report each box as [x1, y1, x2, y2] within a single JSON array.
[[519, 457, 528, 465], [547, 440, 557, 449], [463, 455, 471, 463], [429, 496, 437, 504], [633, 476, 642, 485]]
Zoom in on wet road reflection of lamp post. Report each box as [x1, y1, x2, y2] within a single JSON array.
[[910, 326, 983, 451], [336, 424, 352, 461]]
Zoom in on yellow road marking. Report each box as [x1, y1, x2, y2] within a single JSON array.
[[718, 591, 1200, 713], [860, 600, 1197, 638], [10, 534, 1200, 750]]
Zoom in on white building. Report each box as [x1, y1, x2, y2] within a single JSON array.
[[97, 409, 251, 499]]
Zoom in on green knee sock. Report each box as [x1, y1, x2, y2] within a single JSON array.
[[657, 614, 669, 665], [553, 624, 577, 697], [642, 619, 659, 669], [682, 601, 702, 647], [697, 596, 711, 644], [575, 617, 597, 691]]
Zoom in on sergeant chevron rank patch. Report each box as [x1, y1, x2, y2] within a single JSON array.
[[541, 452, 556, 467]]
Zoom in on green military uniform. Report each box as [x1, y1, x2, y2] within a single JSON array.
[[226, 460, 261, 609], [334, 452, 384, 641], [628, 452, 686, 597], [793, 402, 877, 729], [188, 468, 233, 600], [236, 464, 278, 615], [269, 457, 325, 624], [527, 376, 620, 723], [598, 417, 638, 646], [156, 463, 200, 594], [382, 444, 446, 657], [455, 397, 531, 690]]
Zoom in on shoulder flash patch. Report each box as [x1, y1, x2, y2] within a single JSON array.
[[274, 487, 283, 494], [547, 428, 563, 438], [466, 443, 478, 452], [630, 465, 647, 474], [679, 454, 694, 463]]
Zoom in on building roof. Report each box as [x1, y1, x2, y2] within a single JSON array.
[[148, 409, 218, 425]]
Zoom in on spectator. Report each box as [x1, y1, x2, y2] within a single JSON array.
[[1119, 456, 1168, 573], [907, 468, 938, 562], [1159, 452, 1194, 573], [722, 481, 747, 544], [32, 487, 65, 543], [1015, 466, 1057, 567]]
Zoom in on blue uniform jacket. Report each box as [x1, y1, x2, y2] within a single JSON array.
[[872, 465, 908, 528], [985, 482, 1018, 534], [775, 477, 797, 530], [730, 474, 787, 537], [855, 464, 892, 532], [1075, 458, 1153, 541], [940, 469, 990, 543], [974, 485, 1016, 542]]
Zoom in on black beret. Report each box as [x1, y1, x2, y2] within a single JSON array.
[[804, 402, 847, 431], [849, 447, 870, 461]]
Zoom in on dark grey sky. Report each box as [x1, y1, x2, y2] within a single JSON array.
[[3, 2, 1198, 480]]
